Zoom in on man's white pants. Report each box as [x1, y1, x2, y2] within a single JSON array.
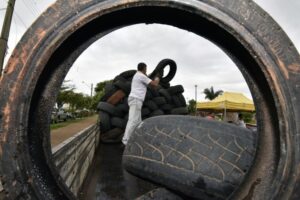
[[122, 97, 143, 145]]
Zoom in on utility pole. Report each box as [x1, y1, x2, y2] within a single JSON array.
[[0, 0, 16, 77], [195, 84, 198, 114], [91, 83, 93, 97]]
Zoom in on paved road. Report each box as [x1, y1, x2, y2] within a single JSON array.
[[51, 115, 98, 147]]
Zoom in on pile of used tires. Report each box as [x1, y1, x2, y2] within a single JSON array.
[[97, 59, 188, 143]]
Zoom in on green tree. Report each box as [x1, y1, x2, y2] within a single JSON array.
[[94, 80, 113, 93], [91, 80, 113, 110], [203, 86, 223, 100], [56, 81, 75, 108], [188, 99, 197, 114], [240, 112, 256, 124]]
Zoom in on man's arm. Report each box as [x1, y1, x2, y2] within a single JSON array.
[[149, 77, 160, 87]]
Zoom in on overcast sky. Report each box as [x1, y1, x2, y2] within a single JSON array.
[[0, 0, 299, 101]]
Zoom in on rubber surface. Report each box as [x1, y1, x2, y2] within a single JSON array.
[[111, 117, 127, 129], [136, 188, 184, 200], [100, 128, 124, 143], [98, 102, 124, 117], [1, 0, 299, 199], [99, 111, 111, 133], [170, 107, 188, 115], [123, 116, 257, 199]]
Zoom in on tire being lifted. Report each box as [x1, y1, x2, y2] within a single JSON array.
[[0, 0, 299, 199]]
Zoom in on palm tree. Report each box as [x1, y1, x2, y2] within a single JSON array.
[[203, 86, 223, 100]]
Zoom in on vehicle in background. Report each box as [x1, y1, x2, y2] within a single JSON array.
[[51, 111, 58, 123], [66, 112, 75, 120], [57, 109, 68, 122]]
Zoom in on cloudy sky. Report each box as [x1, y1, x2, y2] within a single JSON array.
[[0, 0, 299, 101]]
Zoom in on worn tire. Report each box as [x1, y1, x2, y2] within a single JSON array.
[[114, 80, 131, 95], [167, 85, 184, 95], [172, 94, 186, 107], [170, 107, 188, 115], [100, 128, 124, 143], [145, 91, 153, 101], [149, 59, 177, 83], [111, 117, 127, 129], [158, 89, 172, 103], [101, 83, 118, 101], [98, 102, 124, 117], [161, 104, 174, 112], [142, 107, 151, 117], [172, 95, 182, 107], [106, 89, 126, 105], [136, 188, 184, 200], [178, 94, 186, 107], [99, 111, 111, 133], [153, 96, 167, 106], [119, 70, 137, 80], [144, 100, 158, 111], [123, 116, 256, 199], [147, 87, 160, 97], [149, 109, 164, 117], [1, 1, 299, 199], [116, 102, 129, 113]]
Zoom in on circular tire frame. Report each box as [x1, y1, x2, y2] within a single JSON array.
[[0, 0, 299, 199]]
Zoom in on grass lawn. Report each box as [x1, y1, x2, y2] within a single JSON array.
[[50, 117, 91, 130]]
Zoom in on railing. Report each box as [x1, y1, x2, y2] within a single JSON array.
[[51, 123, 100, 196], [52, 125, 99, 195], [0, 124, 99, 197]]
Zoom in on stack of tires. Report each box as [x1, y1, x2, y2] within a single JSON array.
[[97, 59, 188, 143]]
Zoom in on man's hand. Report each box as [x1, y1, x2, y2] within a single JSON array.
[[149, 77, 160, 87]]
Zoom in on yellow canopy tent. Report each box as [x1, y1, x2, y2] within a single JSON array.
[[197, 92, 255, 112]]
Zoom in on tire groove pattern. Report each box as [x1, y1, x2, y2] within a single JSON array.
[[123, 116, 257, 199]]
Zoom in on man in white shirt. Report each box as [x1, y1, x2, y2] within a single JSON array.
[[236, 113, 246, 128], [122, 63, 159, 145]]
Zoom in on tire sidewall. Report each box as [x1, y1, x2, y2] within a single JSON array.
[[0, 0, 299, 199]]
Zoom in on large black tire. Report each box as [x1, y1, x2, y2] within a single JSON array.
[[170, 107, 188, 115], [172, 94, 186, 107], [136, 188, 184, 200], [119, 70, 137, 80], [149, 109, 164, 117], [147, 87, 160, 97], [1, 1, 299, 199], [145, 91, 153, 101], [101, 83, 118, 101], [111, 117, 127, 129], [142, 107, 151, 117], [178, 94, 186, 107], [114, 80, 131, 95], [153, 96, 167, 106], [113, 75, 128, 83], [98, 102, 124, 117], [99, 111, 111, 133], [167, 85, 184, 95], [172, 95, 182, 107], [149, 59, 177, 84], [116, 102, 129, 113], [144, 100, 158, 111], [161, 104, 174, 112], [158, 89, 172, 103], [100, 128, 124, 143], [123, 116, 257, 199]]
